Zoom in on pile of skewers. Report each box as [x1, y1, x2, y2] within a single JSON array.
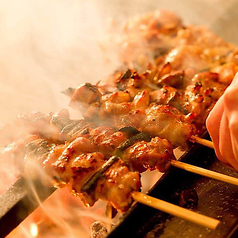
[[1, 9, 238, 232]]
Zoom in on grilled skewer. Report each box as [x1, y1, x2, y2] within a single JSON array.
[[0, 173, 219, 238], [1, 114, 237, 213], [1, 9, 238, 237]]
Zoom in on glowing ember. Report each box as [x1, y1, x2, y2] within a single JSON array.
[[30, 224, 38, 237]]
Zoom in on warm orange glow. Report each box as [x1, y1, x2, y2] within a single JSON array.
[[30, 223, 38, 237]]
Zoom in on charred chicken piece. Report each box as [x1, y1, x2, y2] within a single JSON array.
[[140, 104, 195, 149], [80, 156, 141, 213], [70, 83, 101, 106], [184, 71, 227, 131], [45, 146, 142, 212], [40, 121, 175, 212], [122, 136, 175, 173]]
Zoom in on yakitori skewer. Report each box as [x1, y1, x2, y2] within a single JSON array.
[[114, 130, 237, 186], [81, 157, 220, 230], [132, 192, 220, 230], [171, 160, 238, 186], [190, 135, 214, 149]]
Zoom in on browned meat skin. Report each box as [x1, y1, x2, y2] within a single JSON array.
[[70, 83, 101, 106], [43, 136, 142, 212], [52, 152, 106, 191], [149, 71, 228, 132], [40, 120, 175, 212], [93, 160, 141, 213], [100, 100, 195, 150], [122, 137, 175, 173], [150, 85, 187, 113], [139, 104, 195, 149]]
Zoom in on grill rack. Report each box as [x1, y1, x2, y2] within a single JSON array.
[[0, 178, 56, 238], [1, 137, 238, 238]]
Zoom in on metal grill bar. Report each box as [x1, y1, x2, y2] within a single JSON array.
[[0, 177, 56, 238]]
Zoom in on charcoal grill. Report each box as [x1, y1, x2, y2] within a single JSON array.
[[1, 137, 238, 238]]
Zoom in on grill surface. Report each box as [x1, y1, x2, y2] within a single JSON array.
[[0, 178, 56, 238]]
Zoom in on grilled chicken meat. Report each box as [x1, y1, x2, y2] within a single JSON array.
[[1, 9, 238, 215], [41, 123, 175, 212], [122, 136, 174, 173], [2, 114, 175, 212], [69, 82, 196, 149]]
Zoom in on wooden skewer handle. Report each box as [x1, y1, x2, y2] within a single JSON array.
[[190, 135, 214, 149], [132, 192, 220, 230], [171, 160, 238, 186]]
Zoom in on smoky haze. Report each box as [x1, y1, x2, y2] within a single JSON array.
[[0, 1, 237, 237], [0, 0, 236, 124], [0, 0, 117, 124]]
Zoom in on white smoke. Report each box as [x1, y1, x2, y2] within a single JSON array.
[[0, 0, 237, 237], [0, 0, 236, 124]]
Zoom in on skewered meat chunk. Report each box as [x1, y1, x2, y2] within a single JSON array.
[[150, 85, 186, 112], [43, 136, 142, 212], [184, 71, 227, 130], [48, 149, 141, 213], [71, 83, 101, 104], [81, 158, 141, 213], [122, 136, 175, 173], [110, 102, 195, 149], [140, 104, 195, 149], [39, 120, 175, 212]]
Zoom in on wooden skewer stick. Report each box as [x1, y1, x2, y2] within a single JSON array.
[[190, 135, 214, 149], [132, 191, 219, 230], [171, 160, 238, 186]]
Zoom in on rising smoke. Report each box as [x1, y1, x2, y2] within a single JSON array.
[[0, 0, 237, 237]]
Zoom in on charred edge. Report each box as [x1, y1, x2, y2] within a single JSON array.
[[81, 156, 119, 195], [121, 69, 132, 80], [118, 126, 140, 137], [115, 132, 151, 157], [61, 87, 75, 97]]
